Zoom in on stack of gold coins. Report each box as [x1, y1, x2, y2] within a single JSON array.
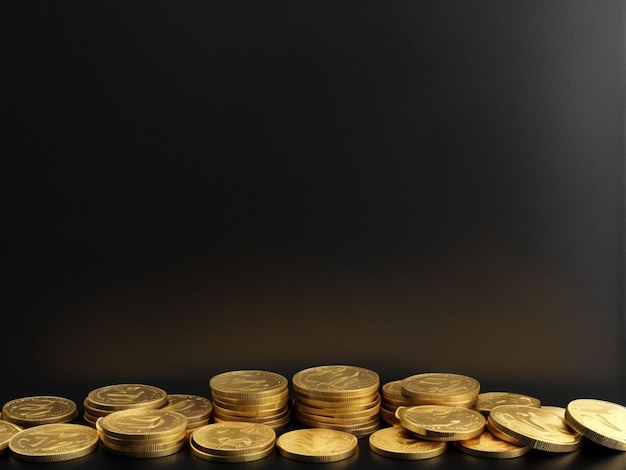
[[209, 370, 290, 430], [400, 372, 480, 408], [82, 384, 168, 427], [8, 423, 99, 463], [398, 405, 485, 442], [96, 408, 188, 458], [161, 394, 213, 437], [292, 365, 381, 438], [2, 396, 78, 428], [189, 422, 276, 463], [380, 380, 414, 426]]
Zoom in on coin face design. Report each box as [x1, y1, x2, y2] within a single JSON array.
[[9, 423, 98, 462], [87, 384, 168, 409], [369, 426, 447, 460], [162, 395, 213, 420], [565, 399, 626, 450], [400, 405, 485, 441], [489, 405, 582, 452], [98, 409, 188, 438], [2, 396, 77, 425], [276, 428, 358, 462], [292, 365, 379, 396], [191, 422, 275, 454], [210, 370, 288, 397], [401, 373, 480, 400], [0, 420, 22, 451], [476, 392, 541, 414]]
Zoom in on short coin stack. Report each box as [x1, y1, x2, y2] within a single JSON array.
[[82, 384, 169, 427], [380, 380, 414, 426], [161, 394, 213, 437], [96, 408, 188, 458], [292, 364, 381, 438], [190, 422, 276, 463], [209, 370, 290, 430], [400, 372, 480, 408], [2, 396, 78, 428]]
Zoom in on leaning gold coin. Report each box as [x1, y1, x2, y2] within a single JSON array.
[[0, 420, 22, 453], [2, 396, 77, 427], [9, 423, 98, 463], [369, 426, 447, 460], [276, 428, 358, 463], [565, 399, 626, 450], [292, 365, 379, 398], [489, 405, 582, 452], [455, 429, 532, 459], [400, 405, 485, 441], [475, 392, 541, 415]]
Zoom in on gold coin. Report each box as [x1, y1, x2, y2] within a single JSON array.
[[100, 433, 187, 453], [400, 373, 480, 403], [209, 370, 288, 399], [87, 384, 168, 411], [475, 392, 541, 415], [160, 394, 213, 424], [276, 428, 358, 463], [380, 407, 401, 426], [292, 365, 379, 398], [190, 422, 275, 457], [369, 426, 448, 460], [212, 387, 290, 406], [2, 396, 78, 427], [400, 405, 485, 441], [189, 437, 274, 463], [541, 406, 566, 419], [455, 428, 532, 459], [97, 409, 188, 441], [294, 391, 379, 408], [486, 418, 525, 445], [565, 398, 626, 450], [0, 419, 22, 453], [212, 401, 287, 418], [9, 423, 98, 463], [102, 439, 186, 458], [489, 405, 582, 452]]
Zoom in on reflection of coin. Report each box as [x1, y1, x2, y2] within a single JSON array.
[[87, 384, 168, 411], [293, 365, 379, 398], [489, 405, 581, 452], [9, 423, 98, 463], [400, 405, 485, 441], [0, 420, 23, 453], [369, 426, 447, 460], [276, 428, 358, 463], [401, 373, 480, 404], [191, 422, 275, 457], [565, 399, 626, 450], [455, 429, 532, 459], [2, 396, 78, 427], [476, 392, 541, 415]]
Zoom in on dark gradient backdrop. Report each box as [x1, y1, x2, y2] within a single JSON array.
[[3, 1, 624, 408]]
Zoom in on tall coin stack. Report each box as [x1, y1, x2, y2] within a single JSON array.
[[380, 380, 414, 426], [209, 370, 291, 430], [400, 372, 480, 408], [82, 384, 169, 427], [292, 365, 381, 438]]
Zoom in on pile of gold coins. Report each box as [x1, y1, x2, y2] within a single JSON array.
[[292, 365, 381, 438], [189, 422, 276, 463], [97, 408, 188, 458], [209, 370, 291, 430], [82, 384, 169, 427]]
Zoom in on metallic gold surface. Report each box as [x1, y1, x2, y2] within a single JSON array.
[[8, 423, 98, 463], [380, 407, 401, 426], [489, 405, 582, 452], [541, 406, 566, 419], [475, 392, 540, 415], [87, 384, 168, 411], [189, 438, 274, 463], [565, 398, 626, 450], [292, 365, 379, 398], [161, 394, 213, 424], [276, 428, 358, 462], [294, 392, 379, 407], [101, 439, 186, 458], [369, 426, 448, 460], [400, 405, 485, 441], [485, 419, 525, 445], [400, 373, 480, 403], [190, 422, 275, 457], [209, 370, 288, 399], [0, 419, 23, 453], [455, 429, 532, 459], [97, 409, 188, 441], [2, 396, 78, 427]]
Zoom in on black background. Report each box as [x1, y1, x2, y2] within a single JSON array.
[[2, 1, 625, 468]]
